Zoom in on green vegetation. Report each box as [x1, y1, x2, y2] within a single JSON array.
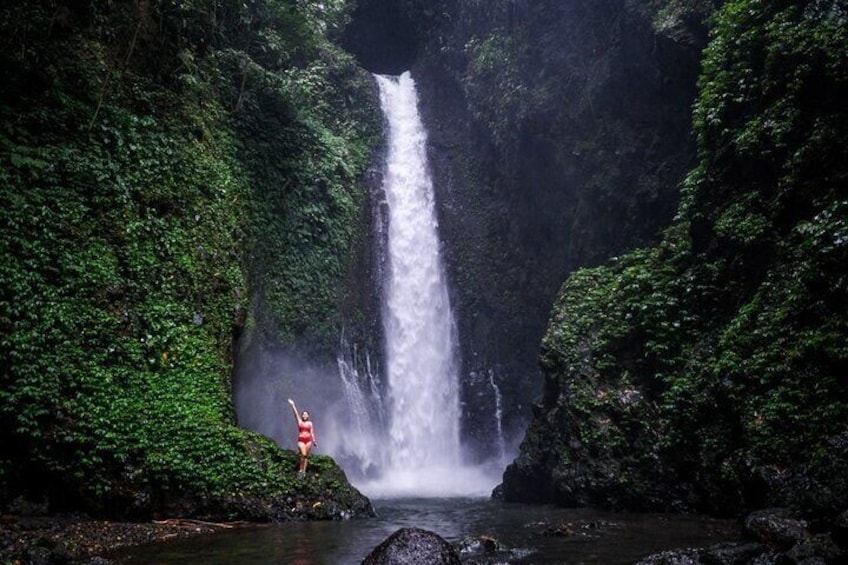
[[0, 1, 378, 517], [526, 0, 848, 516]]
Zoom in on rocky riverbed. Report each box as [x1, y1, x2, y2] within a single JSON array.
[[0, 512, 249, 564]]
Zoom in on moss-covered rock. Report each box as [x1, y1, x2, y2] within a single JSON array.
[[0, 0, 377, 519], [503, 0, 848, 519]]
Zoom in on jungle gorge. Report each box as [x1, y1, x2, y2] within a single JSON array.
[[1, 0, 846, 563]]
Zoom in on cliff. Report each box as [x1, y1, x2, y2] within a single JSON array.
[[0, 0, 378, 519], [501, 0, 848, 521]]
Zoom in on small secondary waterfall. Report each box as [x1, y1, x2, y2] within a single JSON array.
[[339, 72, 495, 497], [337, 338, 386, 477], [488, 369, 508, 467]]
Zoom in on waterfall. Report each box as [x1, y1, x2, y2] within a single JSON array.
[[342, 71, 495, 497], [377, 70, 462, 491]]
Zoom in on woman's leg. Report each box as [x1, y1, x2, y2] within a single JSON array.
[[302, 443, 312, 473], [297, 442, 308, 474]]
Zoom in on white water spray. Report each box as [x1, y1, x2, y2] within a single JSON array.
[[348, 72, 495, 497], [337, 339, 385, 477]]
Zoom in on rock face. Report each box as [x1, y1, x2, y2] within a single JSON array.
[[420, 0, 707, 463], [361, 527, 462, 565]]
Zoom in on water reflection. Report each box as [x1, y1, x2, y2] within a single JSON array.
[[289, 527, 316, 565], [119, 498, 741, 565]]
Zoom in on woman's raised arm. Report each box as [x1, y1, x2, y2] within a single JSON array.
[[288, 398, 301, 424]]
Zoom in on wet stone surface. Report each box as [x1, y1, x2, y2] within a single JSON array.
[[0, 514, 241, 564]]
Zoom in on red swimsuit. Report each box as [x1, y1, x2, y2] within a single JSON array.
[[298, 422, 312, 444]]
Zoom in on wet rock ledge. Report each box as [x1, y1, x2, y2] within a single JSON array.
[[1, 463, 374, 564], [0, 514, 241, 565], [636, 508, 848, 565]]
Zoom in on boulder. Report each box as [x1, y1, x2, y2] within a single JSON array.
[[781, 534, 844, 564], [362, 527, 461, 565], [743, 509, 809, 550], [455, 535, 499, 555], [700, 542, 764, 564]]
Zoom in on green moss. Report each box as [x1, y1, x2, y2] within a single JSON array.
[[0, 0, 376, 517], [530, 0, 848, 515]]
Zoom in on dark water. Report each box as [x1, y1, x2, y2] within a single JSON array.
[[119, 498, 740, 564]]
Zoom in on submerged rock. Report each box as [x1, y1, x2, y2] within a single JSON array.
[[633, 547, 701, 564], [362, 527, 461, 565], [701, 542, 765, 564], [637, 521, 845, 565], [455, 535, 499, 555], [635, 542, 767, 565]]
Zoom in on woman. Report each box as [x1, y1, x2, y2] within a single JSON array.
[[288, 398, 316, 476]]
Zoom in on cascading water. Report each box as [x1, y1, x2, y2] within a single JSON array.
[[341, 72, 496, 497], [379, 69, 462, 482]]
